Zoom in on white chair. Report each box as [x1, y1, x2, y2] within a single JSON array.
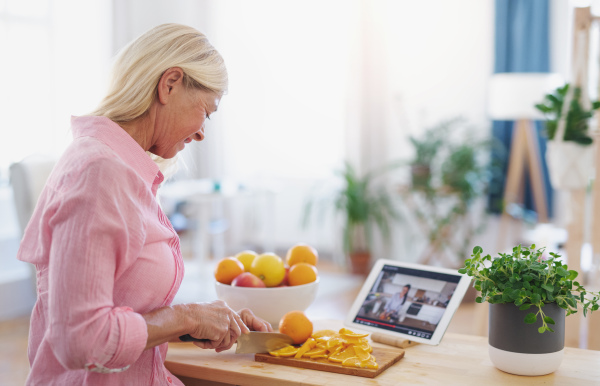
[[8, 155, 57, 298], [9, 154, 57, 235]]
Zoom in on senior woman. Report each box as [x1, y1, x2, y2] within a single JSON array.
[[17, 24, 271, 385]]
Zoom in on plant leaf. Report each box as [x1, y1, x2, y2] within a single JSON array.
[[543, 316, 555, 325], [538, 326, 546, 333], [541, 283, 554, 292], [519, 304, 532, 311], [524, 313, 537, 324]]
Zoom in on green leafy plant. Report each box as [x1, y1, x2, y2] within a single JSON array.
[[303, 161, 401, 255], [459, 244, 600, 333], [534, 83, 600, 145]]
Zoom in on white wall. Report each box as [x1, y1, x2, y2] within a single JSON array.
[[113, 0, 496, 261]]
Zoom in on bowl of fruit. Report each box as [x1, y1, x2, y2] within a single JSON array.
[[214, 244, 320, 327]]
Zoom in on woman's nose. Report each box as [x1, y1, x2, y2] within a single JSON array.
[[193, 129, 204, 142]]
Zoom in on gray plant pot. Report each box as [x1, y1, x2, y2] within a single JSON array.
[[488, 303, 565, 376]]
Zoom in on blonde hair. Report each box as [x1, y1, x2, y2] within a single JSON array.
[[90, 23, 228, 175]]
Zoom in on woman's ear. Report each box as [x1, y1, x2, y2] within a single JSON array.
[[157, 67, 184, 105]]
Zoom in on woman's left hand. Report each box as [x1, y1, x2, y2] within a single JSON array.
[[237, 308, 273, 332]]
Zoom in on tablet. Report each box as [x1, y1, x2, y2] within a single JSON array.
[[345, 259, 471, 345]]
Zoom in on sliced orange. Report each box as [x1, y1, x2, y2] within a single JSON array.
[[339, 328, 369, 339], [328, 345, 357, 363], [361, 358, 379, 369], [326, 336, 345, 349], [310, 354, 329, 359], [341, 357, 362, 367], [342, 336, 368, 345], [328, 344, 345, 356], [269, 345, 298, 357], [303, 347, 326, 357], [354, 346, 371, 361], [294, 338, 316, 359]]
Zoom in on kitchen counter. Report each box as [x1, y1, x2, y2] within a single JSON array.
[[164, 319, 600, 386]]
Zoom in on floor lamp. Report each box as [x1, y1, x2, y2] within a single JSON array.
[[488, 73, 563, 249]]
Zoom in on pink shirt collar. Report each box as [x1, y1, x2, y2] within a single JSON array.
[[71, 116, 164, 188]]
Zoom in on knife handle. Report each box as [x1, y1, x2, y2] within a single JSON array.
[[179, 334, 210, 343]]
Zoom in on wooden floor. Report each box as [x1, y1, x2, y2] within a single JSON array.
[[0, 260, 484, 386]]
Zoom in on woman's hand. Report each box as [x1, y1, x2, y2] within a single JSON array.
[[237, 308, 273, 332], [184, 300, 250, 352]]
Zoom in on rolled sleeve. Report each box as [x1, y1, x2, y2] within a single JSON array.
[[101, 307, 148, 370]]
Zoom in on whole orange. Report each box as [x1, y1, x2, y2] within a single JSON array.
[[286, 243, 318, 267], [288, 262, 318, 286], [214, 257, 245, 285], [279, 310, 313, 344]]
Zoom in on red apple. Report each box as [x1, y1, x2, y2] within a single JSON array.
[[231, 272, 266, 288], [281, 265, 290, 286]]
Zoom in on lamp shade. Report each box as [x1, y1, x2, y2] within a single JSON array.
[[488, 73, 564, 120]]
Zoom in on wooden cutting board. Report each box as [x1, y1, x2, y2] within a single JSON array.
[[254, 346, 405, 378]]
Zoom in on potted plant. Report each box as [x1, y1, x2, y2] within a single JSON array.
[[408, 123, 446, 190], [459, 244, 599, 376], [401, 118, 501, 267], [303, 161, 401, 275], [535, 83, 600, 190]]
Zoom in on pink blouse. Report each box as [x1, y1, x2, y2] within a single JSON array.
[[17, 116, 185, 385]]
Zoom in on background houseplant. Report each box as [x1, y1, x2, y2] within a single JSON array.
[[535, 83, 600, 190], [459, 244, 599, 375], [534, 83, 599, 145], [303, 161, 401, 275], [401, 118, 500, 267]]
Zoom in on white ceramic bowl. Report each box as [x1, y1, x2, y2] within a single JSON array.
[[215, 278, 320, 327]]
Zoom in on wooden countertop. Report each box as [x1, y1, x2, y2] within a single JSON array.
[[165, 320, 600, 386]]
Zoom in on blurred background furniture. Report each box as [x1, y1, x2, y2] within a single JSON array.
[[9, 154, 56, 235], [487, 72, 562, 250]]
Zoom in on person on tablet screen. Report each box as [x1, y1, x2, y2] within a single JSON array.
[[380, 284, 411, 322]]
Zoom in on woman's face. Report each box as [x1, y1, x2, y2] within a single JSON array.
[[150, 86, 220, 159]]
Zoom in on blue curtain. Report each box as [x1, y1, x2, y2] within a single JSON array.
[[488, 0, 553, 219]]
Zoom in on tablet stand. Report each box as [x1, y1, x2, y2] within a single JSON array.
[[371, 333, 420, 349]]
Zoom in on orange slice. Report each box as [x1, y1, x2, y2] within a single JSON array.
[[294, 338, 316, 359], [326, 336, 345, 349], [342, 336, 368, 345], [339, 328, 369, 339], [354, 345, 371, 361], [303, 348, 326, 357], [310, 354, 329, 359], [341, 357, 362, 367], [269, 345, 298, 357], [361, 358, 379, 369], [328, 345, 357, 363]]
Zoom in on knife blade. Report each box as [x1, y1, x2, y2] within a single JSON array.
[[178, 331, 294, 354], [235, 331, 294, 354]]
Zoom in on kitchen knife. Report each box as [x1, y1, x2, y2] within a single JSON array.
[[179, 331, 294, 354]]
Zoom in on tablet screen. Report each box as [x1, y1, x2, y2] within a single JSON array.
[[345, 259, 470, 345]]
